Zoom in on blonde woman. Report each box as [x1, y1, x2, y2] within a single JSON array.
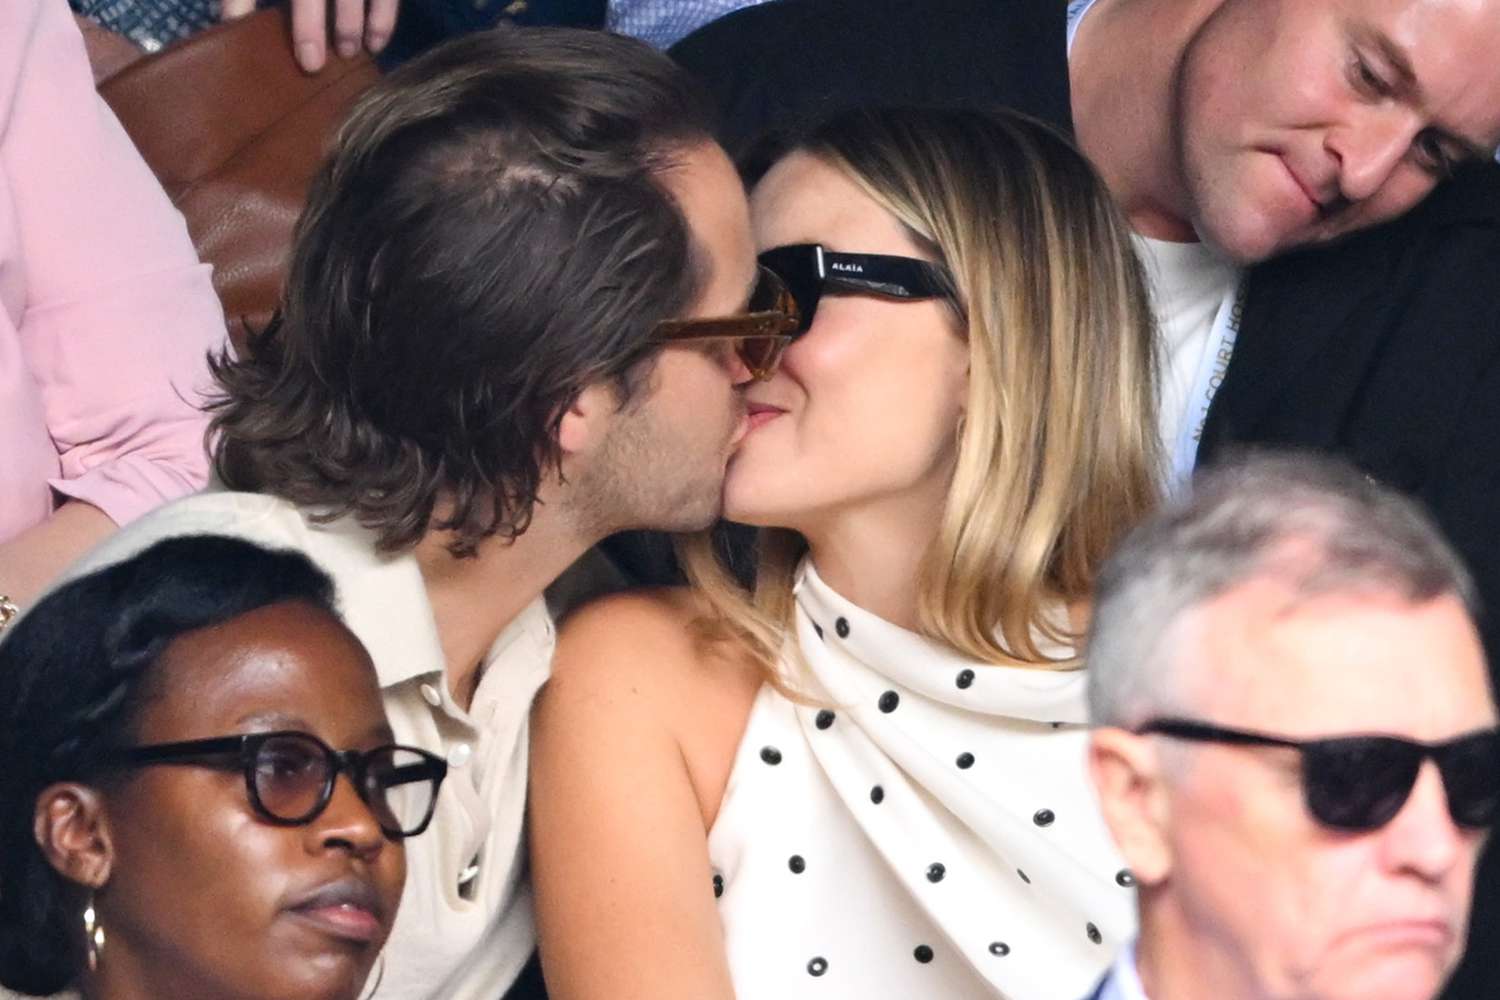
[[529, 107, 1161, 1000]]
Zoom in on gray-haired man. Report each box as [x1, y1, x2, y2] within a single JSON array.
[[1084, 454, 1498, 1000]]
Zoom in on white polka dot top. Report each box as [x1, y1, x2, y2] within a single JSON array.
[[707, 561, 1137, 998]]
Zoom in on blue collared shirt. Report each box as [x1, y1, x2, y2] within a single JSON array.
[[607, 0, 774, 48], [1099, 942, 1151, 1000]]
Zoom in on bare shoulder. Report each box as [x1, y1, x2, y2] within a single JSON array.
[[538, 586, 764, 827], [549, 586, 756, 698], [554, 586, 705, 661]]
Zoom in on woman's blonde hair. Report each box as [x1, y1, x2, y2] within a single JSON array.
[[681, 106, 1161, 684]]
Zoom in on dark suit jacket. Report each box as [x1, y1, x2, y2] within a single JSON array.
[[671, 3, 1500, 997]]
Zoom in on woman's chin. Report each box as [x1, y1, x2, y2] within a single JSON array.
[[721, 494, 790, 530]]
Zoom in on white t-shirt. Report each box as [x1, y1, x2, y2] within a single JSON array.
[[1131, 235, 1242, 471]]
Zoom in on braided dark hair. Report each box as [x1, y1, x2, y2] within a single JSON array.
[[0, 535, 338, 995]]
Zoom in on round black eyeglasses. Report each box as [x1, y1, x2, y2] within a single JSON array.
[[111, 731, 448, 839]]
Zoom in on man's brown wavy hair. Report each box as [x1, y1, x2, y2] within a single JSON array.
[[208, 27, 716, 555]]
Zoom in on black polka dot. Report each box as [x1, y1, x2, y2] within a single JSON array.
[[913, 945, 934, 964], [815, 710, 836, 730], [1050, 721, 1065, 729], [712, 874, 724, 898], [1116, 869, 1136, 888], [1086, 922, 1102, 944], [955, 668, 975, 690], [760, 746, 782, 765], [1017, 868, 1031, 884], [988, 942, 1011, 957], [813, 621, 824, 640], [870, 785, 885, 804], [956, 752, 975, 769], [1033, 808, 1055, 827], [878, 690, 900, 713], [807, 957, 828, 977], [926, 862, 946, 883], [788, 855, 806, 874], [835, 617, 851, 638]]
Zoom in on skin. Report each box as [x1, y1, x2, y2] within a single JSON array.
[[1072, 0, 1500, 263], [570, 141, 761, 538], [220, 0, 398, 74], [730, 150, 969, 627], [529, 150, 972, 999], [38, 601, 407, 1000], [414, 138, 759, 710], [1090, 582, 1494, 1000], [0, 500, 114, 606]]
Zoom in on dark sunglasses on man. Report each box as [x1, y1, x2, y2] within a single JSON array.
[[1139, 718, 1500, 831], [111, 730, 449, 840], [651, 243, 957, 381]]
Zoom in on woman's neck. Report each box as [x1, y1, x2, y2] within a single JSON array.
[[800, 488, 945, 632]]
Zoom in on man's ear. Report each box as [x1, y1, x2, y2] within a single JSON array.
[[33, 783, 114, 890], [557, 383, 622, 459], [1088, 728, 1174, 886]]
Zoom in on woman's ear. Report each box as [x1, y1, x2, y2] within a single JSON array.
[[34, 783, 115, 889]]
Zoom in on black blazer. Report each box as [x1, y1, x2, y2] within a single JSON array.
[[672, 4, 1500, 997]]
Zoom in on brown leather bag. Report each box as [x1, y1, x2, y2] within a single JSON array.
[[94, 8, 379, 350]]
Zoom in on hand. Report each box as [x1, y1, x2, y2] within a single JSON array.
[[221, 0, 399, 73]]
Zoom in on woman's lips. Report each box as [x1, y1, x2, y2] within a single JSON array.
[[289, 902, 384, 944], [746, 403, 786, 431], [286, 877, 385, 944]]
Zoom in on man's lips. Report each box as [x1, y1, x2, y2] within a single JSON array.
[[286, 877, 385, 944], [1345, 918, 1455, 951], [1279, 155, 1334, 219]]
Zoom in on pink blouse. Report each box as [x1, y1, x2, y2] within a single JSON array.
[[0, 0, 224, 544]]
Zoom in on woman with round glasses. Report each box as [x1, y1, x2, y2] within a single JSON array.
[[530, 106, 1160, 998], [0, 535, 446, 1000]]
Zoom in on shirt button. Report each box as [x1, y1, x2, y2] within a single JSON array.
[[448, 743, 473, 768], [420, 683, 442, 707]]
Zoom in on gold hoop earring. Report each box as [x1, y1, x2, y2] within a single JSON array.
[[358, 952, 387, 1000], [83, 893, 105, 971]]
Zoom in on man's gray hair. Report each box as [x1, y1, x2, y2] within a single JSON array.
[[1086, 451, 1478, 727]]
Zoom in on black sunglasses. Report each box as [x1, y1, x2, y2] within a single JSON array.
[[652, 264, 800, 381], [112, 730, 449, 840], [1140, 718, 1500, 832], [757, 243, 956, 336]]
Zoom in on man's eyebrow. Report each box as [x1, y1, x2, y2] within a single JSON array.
[[1364, 27, 1418, 93], [1362, 26, 1493, 162]]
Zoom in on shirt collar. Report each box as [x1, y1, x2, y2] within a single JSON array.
[[306, 513, 556, 700], [299, 513, 449, 690]]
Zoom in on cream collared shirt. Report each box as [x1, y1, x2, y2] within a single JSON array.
[[65, 492, 556, 1000]]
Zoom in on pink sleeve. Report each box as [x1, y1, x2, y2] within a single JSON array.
[[5, 0, 227, 528]]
